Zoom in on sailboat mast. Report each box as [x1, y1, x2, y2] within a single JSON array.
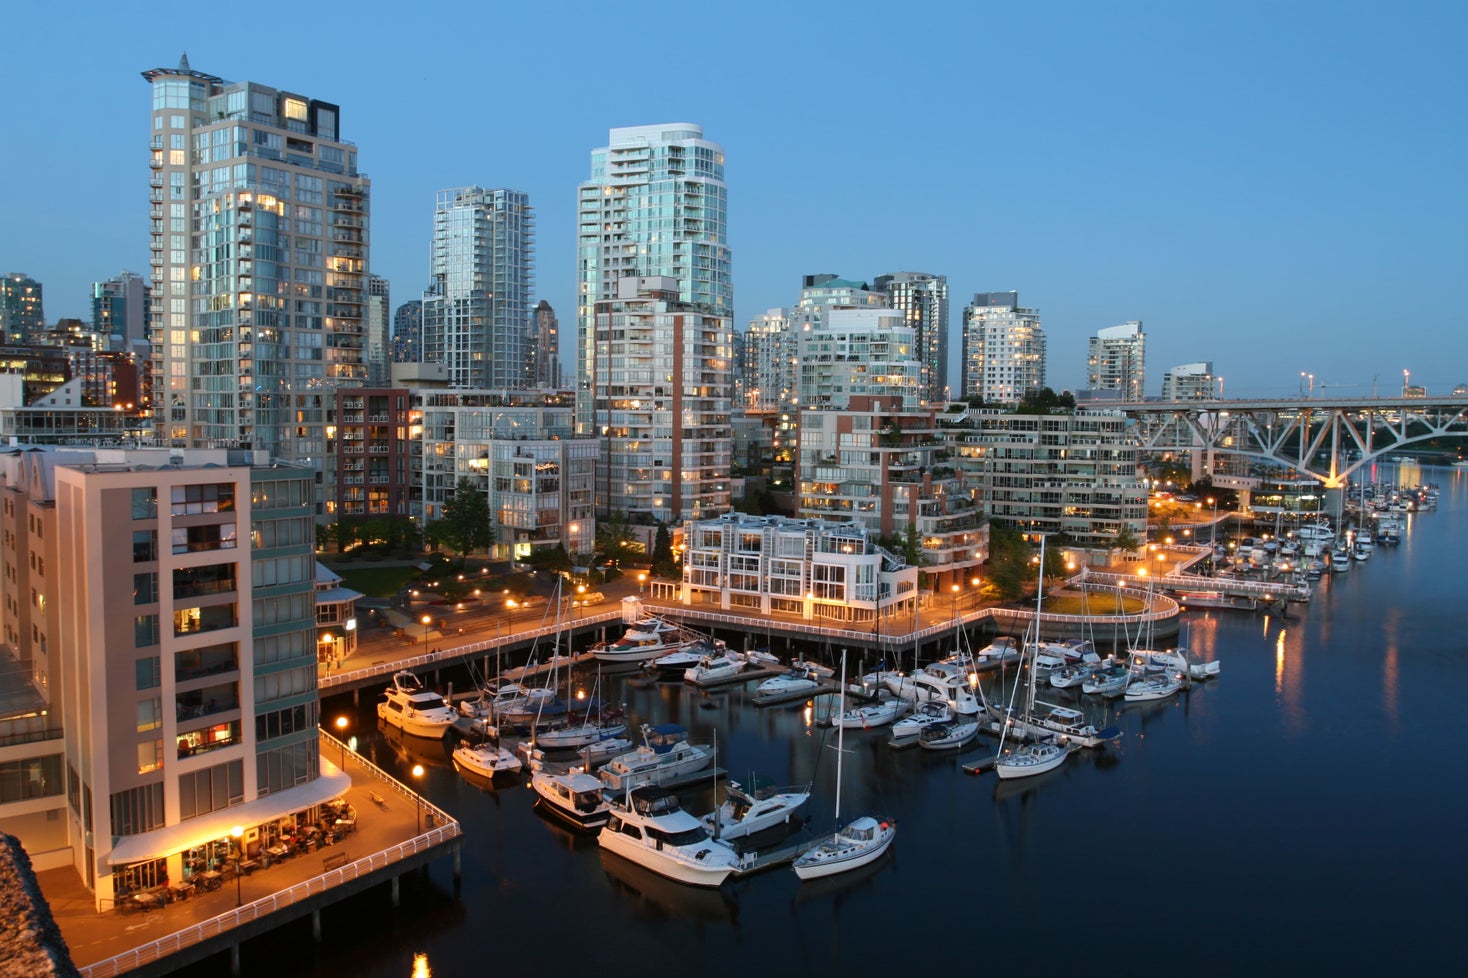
[[833, 648, 847, 837], [1030, 535, 1046, 713]]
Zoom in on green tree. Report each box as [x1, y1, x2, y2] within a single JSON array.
[[1112, 524, 1142, 556], [983, 524, 1031, 602], [652, 523, 678, 578], [431, 477, 491, 558], [596, 511, 643, 565]]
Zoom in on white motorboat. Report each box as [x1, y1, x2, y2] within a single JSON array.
[[590, 616, 699, 665], [755, 666, 821, 698], [1049, 650, 1103, 689], [1080, 661, 1131, 697], [580, 736, 635, 768], [701, 778, 811, 840], [1123, 671, 1184, 702], [1330, 550, 1352, 573], [829, 699, 907, 730], [889, 701, 953, 740], [451, 739, 523, 779], [684, 651, 750, 685], [973, 636, 1022, 668], [790, 656, 836, 680], [599, 786, 743, 888], [376, 671, 457, 739], [917, 717, 981, 751], [994, 738, 1073, 780], [884, 659, 982, 715], [530, 770, 614, 830], [645, 637, 728, 678], [794, 651, 896, 881], [1133, 647, 1220, 681], [597, 724, 716, 793]]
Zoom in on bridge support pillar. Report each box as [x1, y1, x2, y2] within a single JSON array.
[[313, 908, 322, 943], [391, 874, 400, 907]]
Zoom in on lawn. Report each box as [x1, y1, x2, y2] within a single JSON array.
[[331, 565, 420, 599], [1042, 591, 1147, 616]]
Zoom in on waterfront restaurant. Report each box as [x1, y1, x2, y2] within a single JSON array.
[[315, 562, 362, 667]]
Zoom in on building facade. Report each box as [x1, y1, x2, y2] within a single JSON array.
[[591, 277, 732, 525], [874, 271, 949, 402], [960, 291, 1046, 404], [422, 187, 535, 390], [531, 300, 559, 388], [326, 387, 413, 520], [1160, 361, 1221, 400], [141, 56, 370, 463], [0, 447, 343, 908], [741, 308, 795, 414], [797, 308, 921, 412], [678, 512, 919, 626], [365, 275, 391, 386], [943, 406, 1146, 549], [0, 274, 45, 346], [1087, 321, 1146, 401], [576, 124, 730, 435], [391, 300, 423, 363], [91, 272, 151, 346]]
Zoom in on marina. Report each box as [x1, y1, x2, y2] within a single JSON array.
[[144, 462, 1467, 978]]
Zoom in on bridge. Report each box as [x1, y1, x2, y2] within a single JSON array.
[[1120, 395, 1468, 489]]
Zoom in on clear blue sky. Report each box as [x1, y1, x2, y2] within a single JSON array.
[[3, 0, 1464, 397]]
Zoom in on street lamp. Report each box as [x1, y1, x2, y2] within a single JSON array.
[[411, 764, 425, 835], [334, 716, 349, 771], [1208, 497, 1218, 548], [230, 825, 243, 907], [421, 614, 432, 647], [638, 572, 647, 599]]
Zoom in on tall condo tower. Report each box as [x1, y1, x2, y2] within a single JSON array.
[[1087, 321, 1146, 400], [592, 277, 731, 523], [141, 56, 370, 462], [961, 291, 1046, 403], [873, 271, 948, 402], [1, 272, 45, 345], [365, 275, 391, 385], [92, 271, 151, 344], [576, 124, 730, 434], [532, 299, 559, 388], [422, 187, 535, 389]]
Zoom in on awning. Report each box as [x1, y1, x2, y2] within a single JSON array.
[[106, 765, 351, 865]]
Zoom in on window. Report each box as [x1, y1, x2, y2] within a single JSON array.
[[137, 740, 164, 775], [109, 783, 165, 836], [133, 530, 158, 562], [177, 759, 244, 821], [0, 755, 63, 803], [172, 522, 237, 554], [134, 572, 158, 605], [137, 698, 162, 733], [135, 615, 160, 648], [171, 483, 236, 516], [136, 656, 161, 690]]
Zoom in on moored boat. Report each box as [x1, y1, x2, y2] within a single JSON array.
[[376, 670, 457, 739], [531, 770, 615, 830], [451, 739, 523, 779], [598, 786, 743, 888], [597, 724, 716, 793], [701, 778, 811, 840], [590, 616, 700, 666]]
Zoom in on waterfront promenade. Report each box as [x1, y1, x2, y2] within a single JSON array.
[[38, 745, 459, 977]]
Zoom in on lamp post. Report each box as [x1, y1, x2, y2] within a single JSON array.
[[421, 614, 432, 648], [334, 716, 349, 771], [230, 825, 243, 907], [638, 572, 647, 600], [411, 764, 425, 835], [1208, 496, 1218, 548]]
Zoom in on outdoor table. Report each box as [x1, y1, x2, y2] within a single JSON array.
[[197, 870, 223, 891], [265, 843, 289, 859], [133, 891, 161, 912], [239, 859, 260, 874], [168, 881, 194, 901]]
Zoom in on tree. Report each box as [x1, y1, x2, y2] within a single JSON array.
[[596, 511, 643, 565], [1112, 524, 1142, 556], [984, 524, 1032, 602], [652, 523, 678, 578], [431, 477, 491, 558]]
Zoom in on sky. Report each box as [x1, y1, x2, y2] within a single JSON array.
[[3, 0, 1465, 397]]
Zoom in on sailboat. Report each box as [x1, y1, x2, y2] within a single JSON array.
[[793, 650, 897, 880], [994, 535, 1076, 780]]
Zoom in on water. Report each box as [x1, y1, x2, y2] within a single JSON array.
[[191, 467, 1468, 977]]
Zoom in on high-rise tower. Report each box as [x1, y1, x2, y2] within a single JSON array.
[[1, 273, 45, 345], [422, 187, 535, 389], [141, 56, 370, 465], [874, 271, 948, 402], [1087, 321, 1146, 400], [961, 291, 1046, 403], [576, 124, 730, 434]]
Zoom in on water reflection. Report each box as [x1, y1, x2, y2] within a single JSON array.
[[599, 849, 741, 927], [411, 953, 430, 978]]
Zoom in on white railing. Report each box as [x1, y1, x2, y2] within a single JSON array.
[[82, 748, 459, 978]]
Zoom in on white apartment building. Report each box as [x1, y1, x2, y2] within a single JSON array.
[[679, 513, 919, 625], [576, 124, 730, 435], [797, 308, 922, 412], [874, 272, 949, 402], [1087, 321, 1146, 401], [960, 292, 1046, 404], [1161, 361, 1221, 400]]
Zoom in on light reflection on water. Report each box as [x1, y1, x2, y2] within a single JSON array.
[[193, 463, 1466, 978]]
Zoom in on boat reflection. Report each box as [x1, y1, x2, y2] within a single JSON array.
[[380, 722, 455, 770], [598, 849, 741, 926]]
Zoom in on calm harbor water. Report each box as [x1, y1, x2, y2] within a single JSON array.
[[185, 464, 1467, 977]]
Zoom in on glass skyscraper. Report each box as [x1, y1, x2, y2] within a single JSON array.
[[576, 124, 730, 434], [141, 55, 370, 466]]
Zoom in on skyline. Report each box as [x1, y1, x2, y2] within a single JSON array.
[[2, 0, 1464, 396]]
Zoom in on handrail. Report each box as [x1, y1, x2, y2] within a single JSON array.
[[82, 745, 458, 978]]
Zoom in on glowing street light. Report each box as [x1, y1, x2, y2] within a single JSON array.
[[421, 614, 432, 647], [334, 716, 349, 771], [411, 764, 425, 834]]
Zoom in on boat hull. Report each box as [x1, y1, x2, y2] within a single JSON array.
[[597, 831, 738, 888], [793, 819, 896, 880], [994, 743, 1071, 780]]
